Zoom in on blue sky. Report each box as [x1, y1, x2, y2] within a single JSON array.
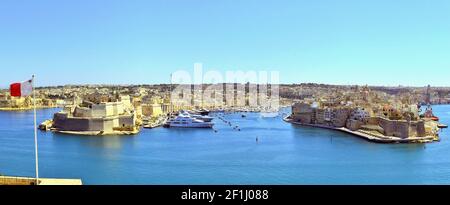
[[1, 0, 449, 87]]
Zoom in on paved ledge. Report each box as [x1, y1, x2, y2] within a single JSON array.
[[55, 130, 139, 136], [38, 178, 82, 185], [0, 176, 82, 185]]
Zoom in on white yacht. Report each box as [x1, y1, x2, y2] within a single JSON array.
[[168, 114, 214, 128], [181, 110, 214, 122]]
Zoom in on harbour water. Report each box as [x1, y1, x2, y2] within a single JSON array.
[[1, 106, 450, 185]]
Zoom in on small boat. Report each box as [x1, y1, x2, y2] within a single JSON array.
[[194, 115, 214, 122], [198, 108, 210, 116], [215, 108, 225, 113], [143, 123, 163, 129], [143, 124, 156, 129]]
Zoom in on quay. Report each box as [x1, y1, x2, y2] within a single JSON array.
[[0, 106, 59, 111], [283, 116, 438, 143], [0, 176, 82, 185], [55, 130, 139, 136]]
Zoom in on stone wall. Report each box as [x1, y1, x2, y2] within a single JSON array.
[[142, 104, 164, 117], [292, 103, 313, 114], [92, 104, 107, 117], [292, 113, 312, 124], [118, 115, 135, 128], [73, 107, 92, 118], [70, 101, 127, 118], [332, 109, 350, 127], [379, 118, 410, 138], [53, 112, 115, 132], [378, 117, 426, 138], [416, 121, 426, 137], [53, 113, 91, 131], [291, 103, 314, 123], [346, 119, 364, 131]]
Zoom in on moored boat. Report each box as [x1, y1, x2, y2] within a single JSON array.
[[181, 110, 214, 122], [198, 108, 210, 116], [167, 114, 214, 128]]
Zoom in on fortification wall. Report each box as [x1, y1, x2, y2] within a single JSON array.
[[292, 113, 312, 124], [118, 115, 135, 127], [346, 119, 364, 131], [53, 113, 91, 131], [73, 107, 92, 118], [53, 113, 115, 132], [378, 118, 426, 138], [92, 104, 107, 117]]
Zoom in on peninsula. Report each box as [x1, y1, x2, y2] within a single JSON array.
[[284, 85, 446, 143]]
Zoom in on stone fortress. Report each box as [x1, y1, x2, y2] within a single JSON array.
[[288, 85, 443, 143], [51, 95, 139, 135]]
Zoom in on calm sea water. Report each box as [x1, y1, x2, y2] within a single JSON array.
[[1, 106, 450, 185]]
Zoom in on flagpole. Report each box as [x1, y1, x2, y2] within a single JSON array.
[[32, 75, 39, 185]]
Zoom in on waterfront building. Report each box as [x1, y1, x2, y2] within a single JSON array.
[[142, 103, 164, 117], [0, 96, 30, 108], [291, 102, 313, 123], [132, 96, 143, 120], [350, 107, 370, 122]]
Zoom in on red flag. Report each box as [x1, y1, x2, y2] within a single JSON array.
[[10, 79, 33, 97]]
